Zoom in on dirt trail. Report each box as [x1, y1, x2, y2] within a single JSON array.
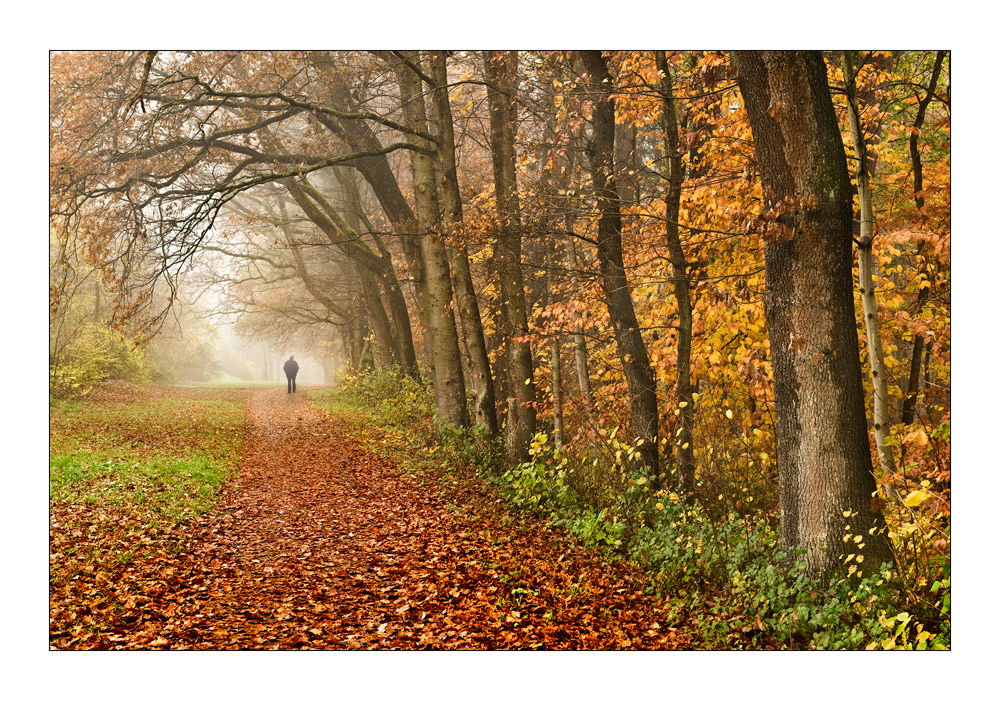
[[104, 388, 689, 649]]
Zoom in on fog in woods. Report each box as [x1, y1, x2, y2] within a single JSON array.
[[49, 50, 952, 654]]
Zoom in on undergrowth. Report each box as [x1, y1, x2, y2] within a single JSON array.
[[314, 368, 949, 650]]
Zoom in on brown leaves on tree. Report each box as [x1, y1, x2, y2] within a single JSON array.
[[51, 387, 688, 650]]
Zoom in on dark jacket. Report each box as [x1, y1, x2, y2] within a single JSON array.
[[283, 359, 299, 377]]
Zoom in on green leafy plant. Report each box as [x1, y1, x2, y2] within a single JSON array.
[[50, 323, 152, 399]]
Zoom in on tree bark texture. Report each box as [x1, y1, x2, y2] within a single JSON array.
[[655, 51, 696, 496], [733, 50, 893, 576], [427, 51, 499, 436], [484, 50, 537, 461], [579, 50, 660, 480], [393, 52, 469, 428]]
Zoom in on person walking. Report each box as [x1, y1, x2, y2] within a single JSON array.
[[283, 355, 299, 394]]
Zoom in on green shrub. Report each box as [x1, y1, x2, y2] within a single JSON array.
[[336, 366, 434, 428], [497, 429, 949, 649], [438, 421, 503, 475], [50, 323, 151, 398]]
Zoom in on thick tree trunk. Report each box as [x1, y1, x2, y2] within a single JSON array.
[[733, 50, 892, 576], [484, 50, 537, 461], [427, 51, 499, 436], [655, 51, 696, 496], [579, 50, 660, 480], [842, 51, 901, 503], [393, 52, 469, 428]]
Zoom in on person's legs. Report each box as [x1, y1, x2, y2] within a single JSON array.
[[287, 376, 292, 393], [292, 376, 296, 393]]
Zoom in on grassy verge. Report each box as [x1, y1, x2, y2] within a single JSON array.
[[51, 393, 244, 523], [50, 385, 247, 647]]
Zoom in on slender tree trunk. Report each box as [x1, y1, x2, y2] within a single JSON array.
[[341, 260, 366, 372], [655, 51, 695, 496], [484, 50, 537, 461], [901, 51, 945, 425], [560, 127, 594, 405], [357, 265, 398, 369], [545, 240, 565, 447], [733, 50, 893, 576], [842, 51, 901, 503], [579, 50, 660, 480], [565, 219, 593, 405], [427, 50, 499, 436], [393, 52, 469, 428]]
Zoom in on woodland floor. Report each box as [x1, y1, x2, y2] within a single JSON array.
[[50, 386, 690, 650]]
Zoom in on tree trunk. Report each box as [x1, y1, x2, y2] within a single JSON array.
[[484, 50, 537, 461], [357, 265, 398, 369], [427, 51, 499, 436], [901, 51, 945, 425], [560, 126, 594, 405], [655, 51, 696, 496], [393, 51, 469, 428], [565, 222, 593, 405], [341, 260, 367, 372], [842, 51, 901, 503], [615, 121, 640, 209], [545, 240, 565, 447], [579, 50, 660, 480], [733, 50, 893, 576]]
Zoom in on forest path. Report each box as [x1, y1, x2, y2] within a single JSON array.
[[121, 387, 689, 649]]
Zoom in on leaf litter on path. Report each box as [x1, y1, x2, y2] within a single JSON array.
[[51, 387, 689, 650]]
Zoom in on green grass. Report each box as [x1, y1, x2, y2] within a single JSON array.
[[50, 453, 233, 520], [50, 392, 246, 523], [307, 389, 359, 419]]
